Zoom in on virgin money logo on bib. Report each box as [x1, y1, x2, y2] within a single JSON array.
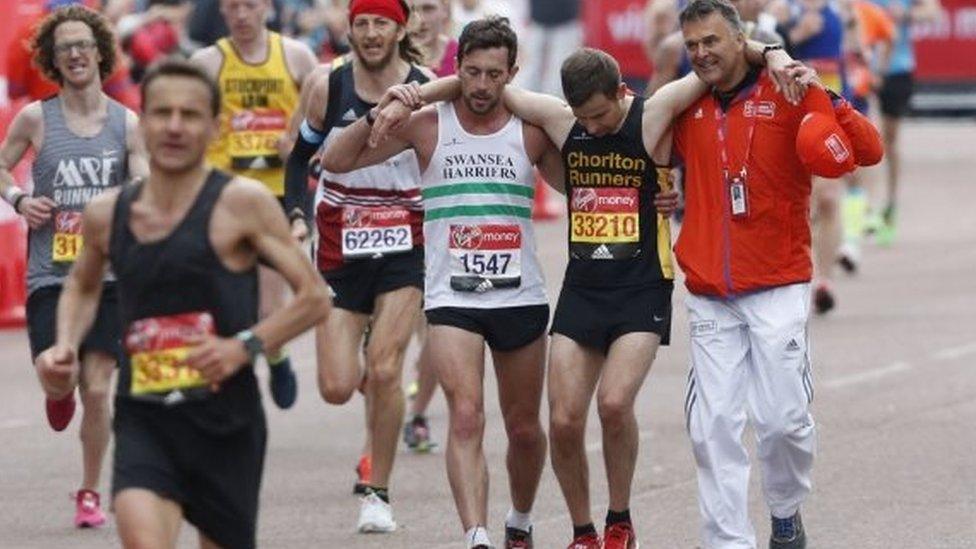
[[450, 224, 522, 250], [230, 109, 287, 131], [571, 188, 599, 213], [342, 207, 411, 229]]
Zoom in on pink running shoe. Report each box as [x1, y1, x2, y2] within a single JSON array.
[[45, 393, 76, 432], [74, 489, 106, 528]]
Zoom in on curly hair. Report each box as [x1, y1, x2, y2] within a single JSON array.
[[31, 5, 117, 85]]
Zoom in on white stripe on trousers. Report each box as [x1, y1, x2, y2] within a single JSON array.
[[684, 283, 817, 549]]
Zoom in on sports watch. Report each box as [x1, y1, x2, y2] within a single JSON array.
[[235, 330, 265, 363]]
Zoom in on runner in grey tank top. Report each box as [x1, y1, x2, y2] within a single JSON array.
[[0, 6, 147, 531], [28, 96, 129, 293]]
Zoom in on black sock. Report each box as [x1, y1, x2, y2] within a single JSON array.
[[368, 486, 389, 503], [606, 509, 631, 526], [573, 523, 597, 538]]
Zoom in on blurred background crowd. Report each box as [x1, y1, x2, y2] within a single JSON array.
[[1, 0, 973, 115]]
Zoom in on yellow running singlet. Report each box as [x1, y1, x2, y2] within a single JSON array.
[[207, 32, 300, 197]]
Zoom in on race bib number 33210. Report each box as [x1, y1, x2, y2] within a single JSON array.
[[125, 311, 215, 396], [569, 187, 642, 260]]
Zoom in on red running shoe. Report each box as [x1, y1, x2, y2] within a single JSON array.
[[46, 393, 76, 432], [567, 532, 601, 549], [603, 522, 639, 549], [74, 489, 106, 528]]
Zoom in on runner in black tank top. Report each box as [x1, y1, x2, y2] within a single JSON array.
[[34, 59, 329, 549], [561, 96, 674, 288]]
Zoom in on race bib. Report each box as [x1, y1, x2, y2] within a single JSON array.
[[341, 206, 413, 258], [569, 187, 641, 260], [125, 311, 215, 396], [228, 109, 287, 170], [449, 224, 522, 292], [52, 211, 83, 263]]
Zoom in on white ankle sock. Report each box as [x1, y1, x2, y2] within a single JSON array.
[[465, 525, 492, 548], [505, 508, 532, 532]]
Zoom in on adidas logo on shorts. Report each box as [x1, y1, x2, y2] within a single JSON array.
[[786, 338, 802, 352], [591, 245, 613, 260]]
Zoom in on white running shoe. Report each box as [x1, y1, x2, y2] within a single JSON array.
[[357, 492, 397, 533]]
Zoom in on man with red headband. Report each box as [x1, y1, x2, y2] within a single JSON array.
[[284, 0, 433, 534]]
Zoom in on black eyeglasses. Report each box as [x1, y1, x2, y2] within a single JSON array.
[[53, 39, 97, 56]]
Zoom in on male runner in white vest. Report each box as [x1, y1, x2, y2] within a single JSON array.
[[322, 16, 564, 549]]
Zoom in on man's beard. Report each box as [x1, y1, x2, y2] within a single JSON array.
[[354, 40, 398, 72]]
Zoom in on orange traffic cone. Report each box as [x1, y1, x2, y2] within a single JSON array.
[[532, 171, 562, 221]]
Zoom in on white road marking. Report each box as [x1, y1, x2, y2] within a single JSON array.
[[932, 342, 976, 361], [0, 418, 31, 430], [821, 361, 913, 389]]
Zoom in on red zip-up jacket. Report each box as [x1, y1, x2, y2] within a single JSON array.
[[673, 71, 881, 298]]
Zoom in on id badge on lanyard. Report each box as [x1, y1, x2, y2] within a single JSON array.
[[727, 168, 749, 219], [716, 85, 761, 221]]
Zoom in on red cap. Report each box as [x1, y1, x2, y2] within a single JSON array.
[[796, 112, 857, 178], [834, 100, 884, 166], [348, 0, 407, 25]]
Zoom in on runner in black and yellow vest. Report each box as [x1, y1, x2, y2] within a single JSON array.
[[191, 0, 318, 410]]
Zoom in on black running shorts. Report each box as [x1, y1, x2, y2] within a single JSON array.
[[322, 247, 424, 314], [26, 283, 121, 361], [879, 72, 914, 118], [112, 399, 267, 549], [551, 283, 673, 354], [425, 304, 550, 352]]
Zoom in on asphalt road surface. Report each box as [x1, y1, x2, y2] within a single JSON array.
[[1, 120, 974, 548]]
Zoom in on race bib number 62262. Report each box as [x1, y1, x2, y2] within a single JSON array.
[[341, 206, 413, 258]]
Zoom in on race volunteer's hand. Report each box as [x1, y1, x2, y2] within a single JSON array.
[[186, 334, 248, 391], [369, 101, 412, 148], [786, 62, 819, 88], [18, 196, 57, 229], [654, 190, 680, 217], [290, 217, 309, 242], [36, 344, 79, 396], [766, 53, 808, 105]]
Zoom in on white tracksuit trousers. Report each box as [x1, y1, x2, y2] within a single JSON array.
[[684, 283, 817, 549]]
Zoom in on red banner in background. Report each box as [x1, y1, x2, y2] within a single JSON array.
[[913, 0, 976, 82], [582, 0, 653, 79]]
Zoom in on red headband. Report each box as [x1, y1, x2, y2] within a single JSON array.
[[349, 0, 407, 26]]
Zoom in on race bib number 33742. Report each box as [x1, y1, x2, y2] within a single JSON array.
[[125, 311, 215, 396], [341, 206, 413, 258]]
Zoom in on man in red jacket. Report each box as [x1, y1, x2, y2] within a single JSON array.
[[661, 1, 883, 548]]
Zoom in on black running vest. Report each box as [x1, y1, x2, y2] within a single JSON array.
[[109, 171, 260, 427], [560, 96, 674, 288]]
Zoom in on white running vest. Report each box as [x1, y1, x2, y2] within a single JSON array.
[[420, 103, 547, 310]]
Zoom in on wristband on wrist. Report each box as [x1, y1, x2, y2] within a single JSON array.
[[2, 186, 24, 206], [762, 43, 785, 65], [12, 193, 27, 214], [365, 108, 378, 127], [288, 208, 306, 223]]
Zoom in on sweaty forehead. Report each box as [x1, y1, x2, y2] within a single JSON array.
[[54, 20, 95, 43], [460, 47, 510, 69], [145, 76, 213, 111]]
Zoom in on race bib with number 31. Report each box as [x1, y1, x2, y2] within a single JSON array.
[[52, 211, 83, 263]]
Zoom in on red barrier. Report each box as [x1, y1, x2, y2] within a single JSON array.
[[0, 99, 30, 328]]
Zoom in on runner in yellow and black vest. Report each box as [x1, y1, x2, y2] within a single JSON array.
[[191, 0, 318, 410]]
